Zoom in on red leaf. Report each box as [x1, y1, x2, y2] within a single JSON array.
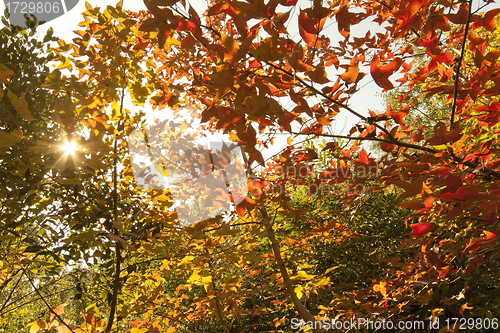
[[472, 8, 500, 31], [410, 222, 432, 237], [336, 5, 358, 38], [464, 231, 497, 252]]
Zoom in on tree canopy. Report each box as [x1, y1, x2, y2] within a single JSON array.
[[1, 0, 500, 332]]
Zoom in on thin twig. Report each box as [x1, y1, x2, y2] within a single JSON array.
[[25, 270, 76, 333]]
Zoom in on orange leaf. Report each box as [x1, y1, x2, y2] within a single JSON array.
[[373, 281, 387, 297], [299, 25, 317, 47], [459, 303, 473, 315], [340, 56, 362, 83], [472, 8, 500, 31], [356, 148, 369, 165], [298, 9, 326, 34], [336, 5, 358, 38]]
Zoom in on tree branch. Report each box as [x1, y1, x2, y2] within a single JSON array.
[[25, 270, 76, 333], [239, 146, 323, 333], [103, 80, 126, 333], [0, 269, 23, 314], [450, 0, 473, 130]]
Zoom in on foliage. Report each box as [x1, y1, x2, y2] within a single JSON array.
[[1, 0, 500, 332]]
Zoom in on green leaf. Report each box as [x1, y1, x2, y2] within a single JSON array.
[[0, 130, 22, 148], [0, 63, 14, 84]]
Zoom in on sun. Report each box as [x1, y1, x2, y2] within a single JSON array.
[[62, 141, 78, 155]]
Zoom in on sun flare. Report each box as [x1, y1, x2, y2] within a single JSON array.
[[62, 141, 78, 155]]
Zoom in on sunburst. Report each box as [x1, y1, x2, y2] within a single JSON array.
[[62, 141, 78, 155]]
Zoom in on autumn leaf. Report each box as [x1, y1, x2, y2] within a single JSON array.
[[373, 281, 387, 297], [336, 5, 360, 38], [29, 320, 47, 333], [340, 55, 363, 83], [306, 65, 330, 84], [356, 148, 369, 164], [370, 56, 403, 90], [459, 303, 473, 315], [472, 8, 500, 31], [410, 222, 433, 237]]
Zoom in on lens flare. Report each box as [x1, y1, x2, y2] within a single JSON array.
[[63, 141, 78, 155]]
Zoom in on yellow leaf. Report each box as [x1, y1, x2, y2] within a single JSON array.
[[85, 1, 92, 10], [431, 308, 444, 317], [294, 285, 303, 299], [0, 63, 14, 84], [29, 320, 47, 333], [55, 326, 71, 333], [296, 270, 316, 281], [287, 137, 293, 145], [316, 277, 330, 286], [166, 327, 175, 333], [373, 281, 387, 297], [187, 270, 201, 283], [187, 270, 212, 289], [317, 116, 331, 125], [165, 35, 181, 53], [57, 58, 72, 71]]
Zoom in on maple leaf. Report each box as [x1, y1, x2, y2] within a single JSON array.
[[336, 5, 360, 38], [306, 65, 330, 84], [472, 8, 500, 31]]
